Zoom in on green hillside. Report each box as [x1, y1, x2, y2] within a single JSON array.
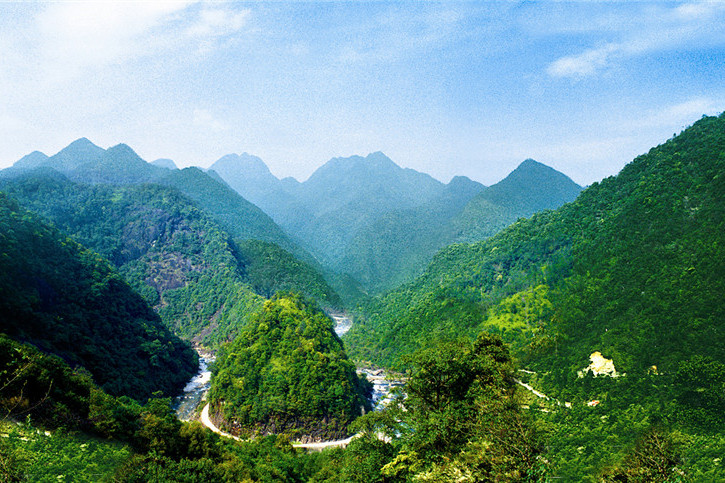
[[347, 115, 725, 373], [344, 113, 725, 479], [0, 193, 196, 400], [157, 167, 307, 261], [236, 239, 342, 308], [338, 176, 485, 293], [0, 174, 264, 347], [208, 293, 371, 441], [4, 139, 310, 264]]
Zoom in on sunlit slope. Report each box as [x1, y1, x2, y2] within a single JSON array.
[[346, 113, 725, 378]]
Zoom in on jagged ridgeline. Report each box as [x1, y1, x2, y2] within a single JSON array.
[[0, 175, 342, 347], [211, 151, 582, 295], [0, 193, 196, 400], [208, 293, 371, 441], [347, 113, 725, 378]]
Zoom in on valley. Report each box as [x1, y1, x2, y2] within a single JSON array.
[[1, 113, 724, 481]]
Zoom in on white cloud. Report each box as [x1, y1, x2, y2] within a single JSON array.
[[36, 2, 192, 73], [547, 43, 621, 78], [632, 98, 724, 130], [186, 7, 250, 38], [193, 109, 229, 132], [5, 1, 251, 86], [547, 2, 725, 79]]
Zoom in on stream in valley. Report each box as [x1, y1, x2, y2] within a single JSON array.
[[174, 313, 403, 421], [174, 351, 215, 421]]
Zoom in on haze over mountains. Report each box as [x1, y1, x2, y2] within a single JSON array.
[[209, 150, 582, 292], [3, 138, 582, 296], [1, 112, 724, 480]]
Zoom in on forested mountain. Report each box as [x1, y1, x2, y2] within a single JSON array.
[[208, 293, 371, 441], [2, 114, 723, 480], [208, 153, 308, 230], [211, 151, 581, 293], [0, 193, 197, 400], [345, 113, 725, 479], [4, 140, 580, 300], [451, 158, 583, 243], [338, 175, 485, 292], [348, 115, 724, 374], [156, 166, 306, 261], [283, 152, 451, 270], [4, 140, 306, 261], [236, 239, 343, 307], [340, 161, 582, 292], [151, 158, 178, 170], [0, 173, 341, 347], [4, 138, 166, 184], [473, 158, 582, 215]]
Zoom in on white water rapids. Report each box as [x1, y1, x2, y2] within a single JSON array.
[[174, 313, 404, 446]]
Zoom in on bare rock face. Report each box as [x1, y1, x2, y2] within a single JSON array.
[[578, 351, 621, 378]]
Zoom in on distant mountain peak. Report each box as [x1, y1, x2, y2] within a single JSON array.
[[151, 158, 178, 170], [479, 158, 582, 216], [212, 153, 273, 178], [68, 137, 97, 147], [513, 158, 553, 172], [106, 143, 140, 157], [366, 151, 390, 160], [14, 150, 49, 169], [519, 158, 542, 167], [503, 158, 576, 183], [448, 175, 483, 188], [49, 137, 106, 171], [60, 138, 105, 157]]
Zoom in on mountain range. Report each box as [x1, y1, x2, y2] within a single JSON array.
[[1, 112, 724, 480], [209, 151, 582, 293], [3, 139, 582, 297]]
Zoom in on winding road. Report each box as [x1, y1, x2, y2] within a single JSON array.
[[200, 403, 358, 450], [193, 315, 376, 450]]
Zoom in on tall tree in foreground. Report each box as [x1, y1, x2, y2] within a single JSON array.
[[336, 333, 545, 482]]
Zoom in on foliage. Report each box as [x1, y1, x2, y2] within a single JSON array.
[[600, 429, 684, 482], [157, 166, 307, 261], [0, 194, 196, 400], [347, 112, 725, 478], [0, 421, 132, 483], [0, 176, 268, 347], [236, 239, 342, 308], [209, 293, 371, 440], [0, 174, 344, 347], [325, 334, 545, 482]]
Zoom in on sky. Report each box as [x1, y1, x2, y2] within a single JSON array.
[[1, 1, 724, 186]]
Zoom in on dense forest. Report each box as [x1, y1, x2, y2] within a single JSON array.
[[345, 113, 725, 479], [0, 174, 341, 347], [211, 152, 581, 294], [0, 193, 196, 400], [208, 293, 371, 441], [1, 113, 723, 480]]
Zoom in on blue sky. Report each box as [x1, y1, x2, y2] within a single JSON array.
[[1, 1, 724, 185]]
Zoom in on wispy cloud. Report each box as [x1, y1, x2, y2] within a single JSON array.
[[193, 108, 229, 133], [632, 97, 724, 130], [548, 43, 622, 79], [6, 1, 251, 85], [335, 5, 471, 65], [547, 2, 725, 79]]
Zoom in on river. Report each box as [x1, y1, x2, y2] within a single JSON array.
[[174, 313, 403, 420], [331, 312, 353, 336], [174, 351, 215, 421]]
